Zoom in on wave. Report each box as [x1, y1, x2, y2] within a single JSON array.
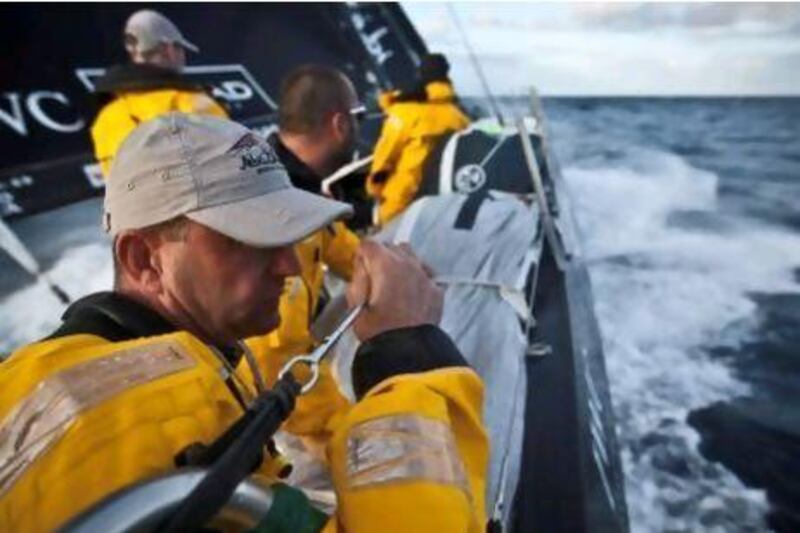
[[0, 243, 113, 355], [564, 145, 800, 531]]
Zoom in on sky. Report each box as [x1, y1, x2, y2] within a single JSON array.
[[402, 2, 800, 96]]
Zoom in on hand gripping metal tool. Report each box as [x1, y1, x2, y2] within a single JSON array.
[[278, 303, 364, 394]]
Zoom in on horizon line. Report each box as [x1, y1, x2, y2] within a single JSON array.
[[462, 93, 800, 99]]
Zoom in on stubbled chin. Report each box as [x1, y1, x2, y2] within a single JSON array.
[[235, 296, 281, 339]]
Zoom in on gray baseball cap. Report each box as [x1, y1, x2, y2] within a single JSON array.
[[124, 9, 199, 54], [104, 113, 353, 248]]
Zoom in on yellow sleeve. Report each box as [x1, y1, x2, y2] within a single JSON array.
[[91, 90, 228, 179], [326, 368, 488, 533], [90, 99, 140, 178], [376, 165, 421, 225], [321, 222, 360, 280], [241, 337, 350, 442], [175, 91, 229, 118], [377, 90, 400, 112], [366, 108, 409, 199]]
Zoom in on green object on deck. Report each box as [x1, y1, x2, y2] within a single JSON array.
[[250, 483, 329, 533]]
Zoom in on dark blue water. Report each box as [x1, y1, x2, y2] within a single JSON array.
[[536, 97, 800, 532], [1, 97, 798, 531]]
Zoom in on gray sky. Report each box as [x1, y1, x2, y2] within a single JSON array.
[[402, 2, 800, 96]]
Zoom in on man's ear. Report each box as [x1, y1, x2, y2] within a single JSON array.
[[331, 111, 349, 142], [115, 232, 164, 294]]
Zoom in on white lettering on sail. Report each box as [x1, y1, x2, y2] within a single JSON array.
[[0, 192, 22, 217], [76, 65, 277, 112], [212, 81, 254, 103], [82, 163, 105, 189], [364, 27, 393, 65], [27, 92, 85, 133], [0, 93, 27, 136], [0, 91, 85, 136], [349, 12, 394, 66], [0, 175, 31, 217]]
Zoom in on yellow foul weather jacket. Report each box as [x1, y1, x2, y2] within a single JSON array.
[[243, 135, 361, 443], [0, 292, 487, 532], [367, 81, 470, 225], [90, 63, 228, 177], [243, 223, 359, 441]]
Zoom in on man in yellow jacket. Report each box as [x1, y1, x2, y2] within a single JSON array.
[[367, 53, 470, 225], [0, 114, 487, 532], [90, 9, 227, 177], [244, 65, 362, 444]]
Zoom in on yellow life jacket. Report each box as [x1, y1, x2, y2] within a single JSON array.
[[1, 296, 487, 532], [367, 81, 470, 224], [0, 331, 281, 532], [91, 87, 228, 177]]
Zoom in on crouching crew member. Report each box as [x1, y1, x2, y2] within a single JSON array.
[[0, 114, 488, 532], [367, 53, 470, 225]]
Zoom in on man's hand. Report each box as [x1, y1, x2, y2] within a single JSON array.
[[346, 240, 443, 341]]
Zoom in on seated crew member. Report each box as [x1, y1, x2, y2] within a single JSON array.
[[0, 113, 488, 532], [366, 53, 470, 225], [242, 65, 363, 441], [90, 8, 227, 177]]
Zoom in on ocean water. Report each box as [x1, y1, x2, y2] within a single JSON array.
[[533, 97, 800, 532], [1, 97, 799, 531]]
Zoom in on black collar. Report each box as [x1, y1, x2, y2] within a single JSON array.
[[47, 291, 241, 365], [93, 63, 202, 94], [267, 133, 322, 194]]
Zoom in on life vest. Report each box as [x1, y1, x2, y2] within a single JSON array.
[[0, 329, 287, 531], [1, 293, 488, 532], [367, 81, 470, 224]]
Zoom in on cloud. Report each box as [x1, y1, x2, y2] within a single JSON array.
[[569, 3, 800, 35], [403, 2, 800, 95], [435, 3, 800, 35]]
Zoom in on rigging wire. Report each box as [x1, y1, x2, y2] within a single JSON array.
[[446, 4, 504, 125]]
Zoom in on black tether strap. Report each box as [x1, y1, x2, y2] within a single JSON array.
[[454, 191, 490, 231], [160, 374, 300, 532]]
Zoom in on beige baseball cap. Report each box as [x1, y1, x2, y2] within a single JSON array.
[[104, 113, 353, 248], [124, 9, 199, 54]]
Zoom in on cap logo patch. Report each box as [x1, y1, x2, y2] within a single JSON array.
[[228, 133, 280, 173]]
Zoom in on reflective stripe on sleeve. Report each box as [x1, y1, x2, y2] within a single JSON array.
[[0, 340, 195, 496], [346, 414, 469, 495]]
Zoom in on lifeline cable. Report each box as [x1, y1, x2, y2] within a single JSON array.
[[446, 4, 505, 125]]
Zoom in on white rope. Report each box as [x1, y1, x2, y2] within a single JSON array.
[[479, 134, 510, 169], [321, 155, 373, 196], [238, 341, 268, 395], [434, 276, 533, 323], [438, 131, 465, 195]]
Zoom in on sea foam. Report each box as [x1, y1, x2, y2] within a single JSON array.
[[564, 144, 800, 531]]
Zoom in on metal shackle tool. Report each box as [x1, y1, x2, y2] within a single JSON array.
[[278, 303, 364, 394]]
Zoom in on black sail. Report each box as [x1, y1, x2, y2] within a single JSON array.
[[0, 3, 425, 219]]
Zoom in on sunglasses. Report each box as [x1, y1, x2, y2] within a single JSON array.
[[349, 104, 367, 123]]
